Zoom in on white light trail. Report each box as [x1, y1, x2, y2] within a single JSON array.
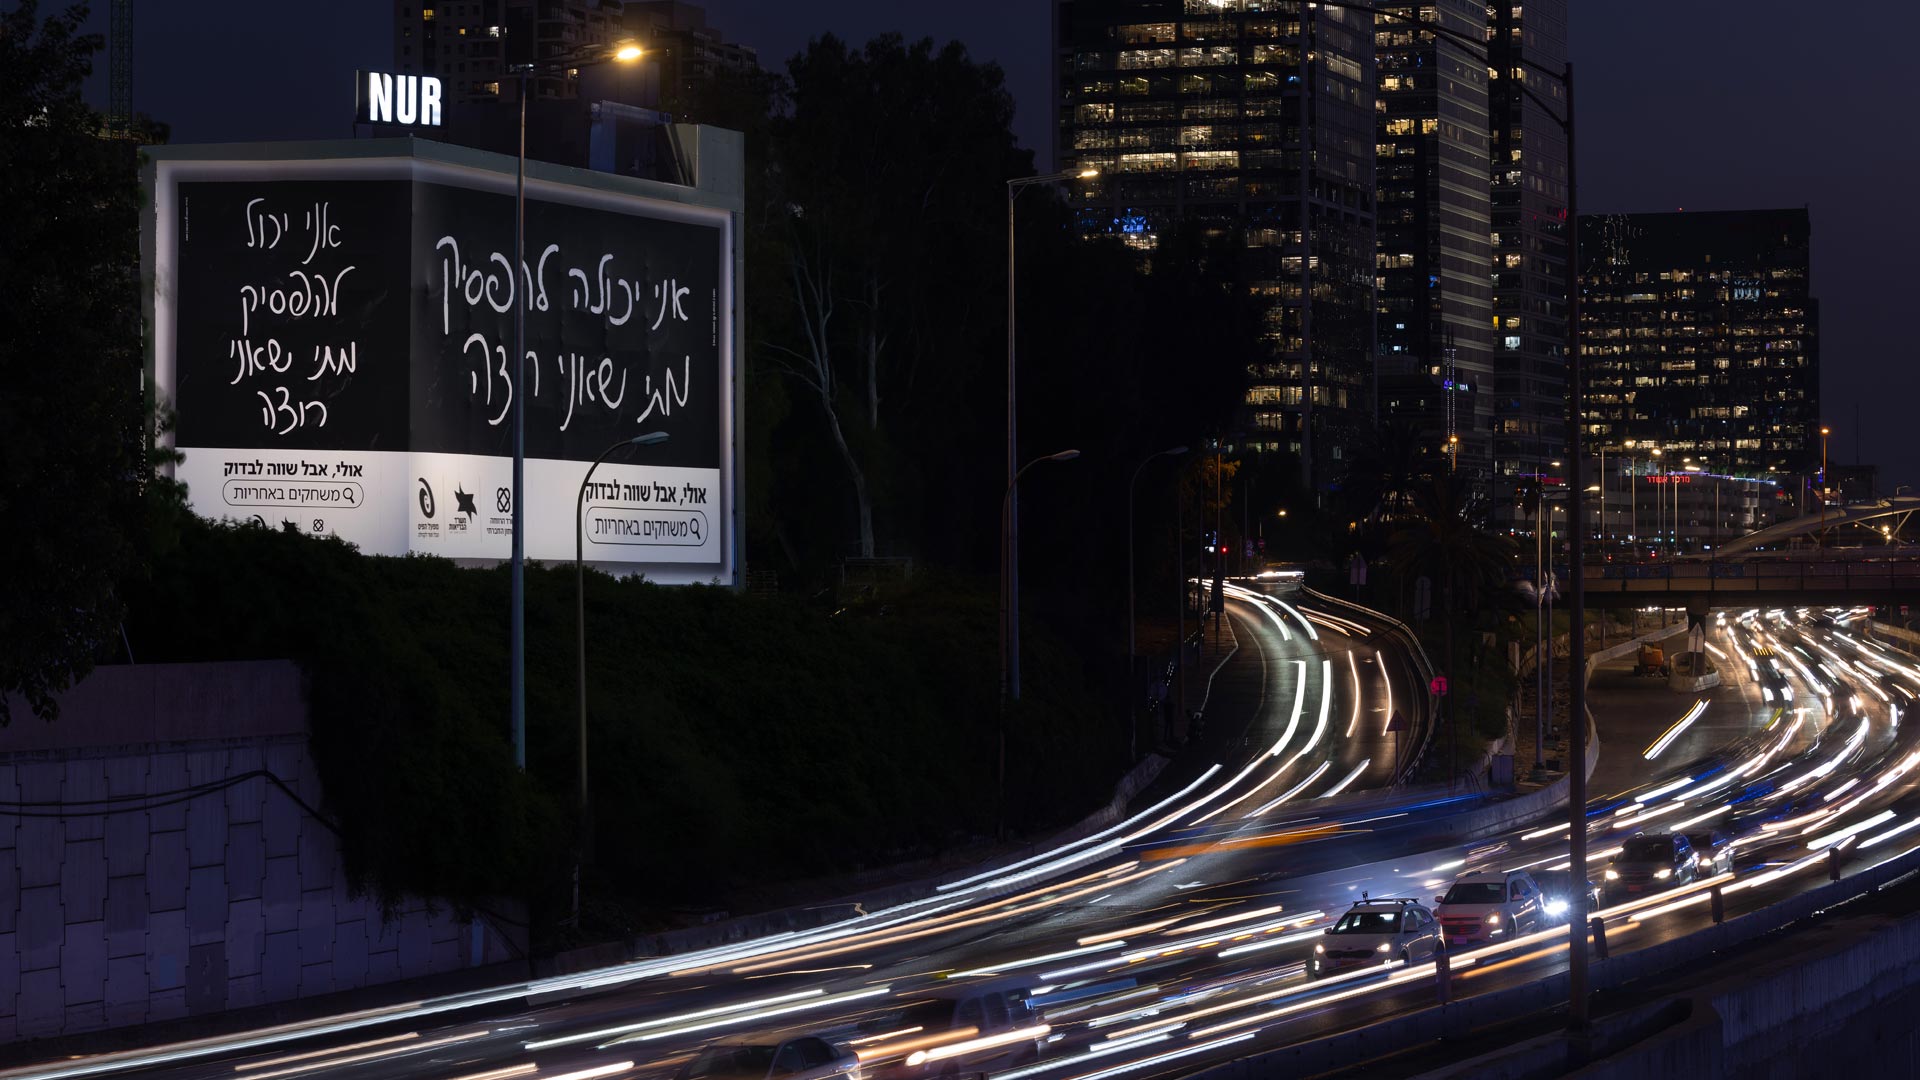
[[947, 941, 1125, 979], [1644, 699, 1709, 760], [525, 990, 824, 1051], [1287, 660, 1333, 764], [1346, 651, 1362, 738], [1633, 775, 1695, 804], [1319, 760, 1370, 800], [1807, 810, 1897, 851], [620, 985, 893, 1044], [1244, 761, 1332, 819], [1861, 818, 1920, 849]]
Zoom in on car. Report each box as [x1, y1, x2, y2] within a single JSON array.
[[857, 982, 1044, 1078], [1602, 833, 1698, 902], [1529, 869, 1600, 924], [1433, 870, 1545, 946], [678, 1034, 863, 1080], [1308, 898, 1443, 979], [1683, 830, 1736, 876]]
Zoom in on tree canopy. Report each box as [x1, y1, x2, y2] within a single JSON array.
[[0, 1, 173, 724]]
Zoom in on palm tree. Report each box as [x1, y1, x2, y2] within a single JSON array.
[[1346, 420, 1426, 525]]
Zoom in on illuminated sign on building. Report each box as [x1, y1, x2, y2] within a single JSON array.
[[356, 71, 443, 126], [143, 139, 744, 585]]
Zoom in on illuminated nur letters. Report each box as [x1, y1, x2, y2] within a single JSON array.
[[359, 71, 443, 127]]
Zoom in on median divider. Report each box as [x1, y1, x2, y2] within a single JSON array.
[[1188, 815, 1920, 1079], [1302, 587, 1438, 785]]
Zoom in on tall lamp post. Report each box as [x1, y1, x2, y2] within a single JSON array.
[[1300, 0, 1587, 1028], [572, 431, 668, 924], [999, 449, 1081, 837], [1004, 169, 1097, 715], [1128, 446, 1189, 762], [1820, 425, 1832, 536], [508, 37, 645, 772]]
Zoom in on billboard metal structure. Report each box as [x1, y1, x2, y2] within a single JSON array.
[[142, 136, 744, 585]]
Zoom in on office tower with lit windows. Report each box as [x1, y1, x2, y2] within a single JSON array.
[[1052, 0, 1378, 482], [1487, 0, 1570, 526], [1579, 208, 1819, 489], [1373, 0, 1494, 489]]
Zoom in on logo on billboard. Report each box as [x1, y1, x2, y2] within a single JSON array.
[[495, 487, 512, 514], [356, 71, 442, 127], [417, 478, 435, 519], [454, 485, 478, 521]]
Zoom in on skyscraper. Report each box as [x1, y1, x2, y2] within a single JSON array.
[[1052, 0, 1378, 484], [1373, 1, 1494, 489], [1579, 208, 1819, 485], [1487, 0, 1570, 526]]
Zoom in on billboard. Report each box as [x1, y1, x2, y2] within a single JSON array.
[[145, 140, 739, 584]]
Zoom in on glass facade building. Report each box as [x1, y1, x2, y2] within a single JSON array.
[[1052, 0, 1378, 481], [1578, 208, 1819, 489], [1374, 1, 1494, 490], [1487, 0, 1570, 526]]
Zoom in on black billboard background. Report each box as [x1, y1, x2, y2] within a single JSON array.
[[410, 181, 723, 470], [173, 180, 412, 451]]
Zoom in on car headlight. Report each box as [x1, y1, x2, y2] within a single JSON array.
[[1655, 868, 1672, 880], [1486, 912, 1502, 924], [1376, 942, 1391, 952], [1604, 869, 1620, 880], [1314, 943, 1325, 953], [1544, 898, 1568, 916]]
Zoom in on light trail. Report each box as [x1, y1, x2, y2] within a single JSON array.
[[1320, 760, 1370, 800], [1244, 762, 1333, 819], [1643, 699, 1709, 760], [1346, 651, 1363, 738]]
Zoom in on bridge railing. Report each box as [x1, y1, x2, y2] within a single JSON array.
[[1580, 557, 1920, 594]]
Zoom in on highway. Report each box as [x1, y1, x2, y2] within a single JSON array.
[[9, 598, 1920, 1080]]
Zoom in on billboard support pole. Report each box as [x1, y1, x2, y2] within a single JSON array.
[[511, 71, 529, 772]]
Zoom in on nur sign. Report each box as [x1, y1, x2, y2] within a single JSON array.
[[356, 71, 443, 126]]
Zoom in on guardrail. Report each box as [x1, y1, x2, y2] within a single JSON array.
[[1302, 587, 1438, 786], [1584, 559, 1920, 595], [1190, 798, 1920, 1079]]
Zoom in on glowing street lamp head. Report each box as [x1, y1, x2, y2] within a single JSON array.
[[1821, 426, 1832, 437], [612, 40, 644, 62], [1078, 168, 1100, 179]]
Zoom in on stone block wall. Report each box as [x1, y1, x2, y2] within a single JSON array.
[[0, 663, 524, 1043]]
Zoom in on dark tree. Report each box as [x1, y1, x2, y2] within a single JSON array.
[[757, 34, 1031, 572], [0, 1, 169, 723]]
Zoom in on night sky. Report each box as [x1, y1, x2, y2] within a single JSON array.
[[79, 0, 1918, 485]]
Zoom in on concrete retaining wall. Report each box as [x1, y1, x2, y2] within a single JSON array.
[[0, 663, 523, 1044]]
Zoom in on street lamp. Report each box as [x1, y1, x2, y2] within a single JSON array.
[[1820, 425, 1833, 535], [573, 430, 667, 924], [1004, 168, 1097, 715], [1305, 0, 1591, 1027], [509, 37, 645, 771], [999, 449, 1081, 837], [1128, 446, 1189, 762]]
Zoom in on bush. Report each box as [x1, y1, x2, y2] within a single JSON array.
[[122, 519, 1116, 919]]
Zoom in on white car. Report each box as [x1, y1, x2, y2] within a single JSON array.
[[1433, 870, 1544, 947], [1309, 898, 1444, 978]]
